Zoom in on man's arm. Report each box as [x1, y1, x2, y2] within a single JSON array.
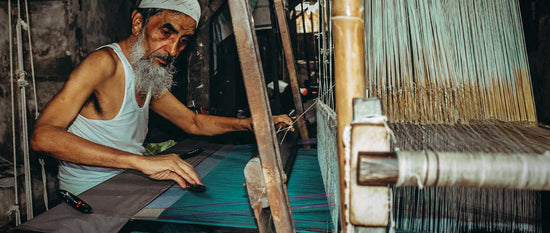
[[31, 50, 201, 189], [151, 92, 294, 136]]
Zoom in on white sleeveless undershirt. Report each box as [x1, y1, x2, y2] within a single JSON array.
[[58, 43, 151, 195]]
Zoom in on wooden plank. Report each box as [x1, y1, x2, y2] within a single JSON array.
[[357, 152, 398, 186], [272, 0, 310, 145], [226, 0, 296, 231], [349, 123, 390, 227], [333, 0, 366, 229], [244, 158, 274, 233], [245, 132, 297, 232]]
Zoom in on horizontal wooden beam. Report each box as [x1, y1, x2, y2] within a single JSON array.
[[358, 151, 550, 190]]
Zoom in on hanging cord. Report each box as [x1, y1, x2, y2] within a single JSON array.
[[23, 0, 48, 211], [8, 0, 22, 226], [23, 0, 38, 119], [16, 0, 33, 220], [278, 84, 335, 145]]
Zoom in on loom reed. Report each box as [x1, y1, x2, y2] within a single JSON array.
[[364, 0, 536, 124], [317, 0, 547, 232]]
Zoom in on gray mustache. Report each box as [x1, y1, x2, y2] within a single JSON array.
[[152, 54, 175, 65]]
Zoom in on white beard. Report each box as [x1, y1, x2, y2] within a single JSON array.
[[130, 33, 176, 99]]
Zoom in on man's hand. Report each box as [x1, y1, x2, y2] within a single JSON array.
[[273, 114, 295, 132], [136, 154, 202, 189]]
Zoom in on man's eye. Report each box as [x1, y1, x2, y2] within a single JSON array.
[[162, 29, 171, 36]]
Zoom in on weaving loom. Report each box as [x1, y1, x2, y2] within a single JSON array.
[[17, 0, 325, 230], [19, 139, 333, 232], [132, 144, 332, 232], [317, 0, 550, 232]]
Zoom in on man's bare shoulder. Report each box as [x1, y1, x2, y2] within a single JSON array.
[[71, 47, 121, 82]]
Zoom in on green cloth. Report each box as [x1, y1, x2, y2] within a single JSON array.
[[143, 140, 177, 156]]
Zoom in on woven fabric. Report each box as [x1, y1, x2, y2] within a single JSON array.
[[133, 146, 333, 232]]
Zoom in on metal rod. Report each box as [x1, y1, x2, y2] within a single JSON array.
[[358, 151, 550, 190], [272, 0, 310, 145], [299, 0, 311, 78], [309, 4, 317, 74]]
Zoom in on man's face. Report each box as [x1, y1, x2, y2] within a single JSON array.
[[140, 10, 196, 66], [130, 10, 196, 98]]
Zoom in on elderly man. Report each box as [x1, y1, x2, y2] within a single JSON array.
[[30, 0, 293, 195]]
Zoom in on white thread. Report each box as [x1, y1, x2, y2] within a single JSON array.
[[389, 188, 396, 233], [411, 173, 424, 190], [343, 125, 353, 233]]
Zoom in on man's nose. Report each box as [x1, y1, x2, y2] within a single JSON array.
[[167, 39, 180, 57]]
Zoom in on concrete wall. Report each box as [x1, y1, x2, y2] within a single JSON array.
[[0, 0, 137, 149], [0, 0, 137, 226]]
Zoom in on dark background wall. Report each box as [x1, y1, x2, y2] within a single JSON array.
[[0, 0, 138, 226], [520, 1, 550, 232], [0, 0, 137, 154], [522, 0, 550, 125], [0, 0, 217, 226]]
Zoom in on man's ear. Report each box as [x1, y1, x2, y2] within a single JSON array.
[[131, 10, 143, 36]]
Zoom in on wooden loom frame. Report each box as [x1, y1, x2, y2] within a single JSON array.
[[330, 0, 550, 232], [225, 0, 550, 231], [226, 0, 312, 231]]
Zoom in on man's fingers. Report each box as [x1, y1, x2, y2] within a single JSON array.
[[173, 155, 202, 185], [171, 165, 197, 185], [178, 163, 202, 185], [168, 172, 188, 189], [143, 154, 203, 188]]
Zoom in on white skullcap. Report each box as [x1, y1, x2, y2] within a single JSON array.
[[139, 0, 201, 26]]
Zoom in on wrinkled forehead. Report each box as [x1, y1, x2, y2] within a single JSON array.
[[148, 10, 197, 35]]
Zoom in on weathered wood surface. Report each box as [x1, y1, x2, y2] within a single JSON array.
[[357, 151, 550, 190], [272, 0, 310, 146], [332, 0, 366, 228], [244, 157, 274, 233], [357, 152, 398, 186], [245, 132, 298, 232], [227, 0, 295, 231], [350, 123, 390, 228]]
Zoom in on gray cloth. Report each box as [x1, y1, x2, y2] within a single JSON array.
[[19, 170, 172, 233], [19, 139, 223, 233]]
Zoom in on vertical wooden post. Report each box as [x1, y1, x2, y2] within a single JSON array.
[[227, 0, 296, 231], [272, 0, 310, 145], [333, 0, 366, 230]]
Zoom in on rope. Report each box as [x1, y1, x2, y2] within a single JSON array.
[[342, 125, 352, 233], [277, 84, 334, 145], [23, 0, 48, 211], [16, 0, 33, 220], [8, 0, 22, 226]]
